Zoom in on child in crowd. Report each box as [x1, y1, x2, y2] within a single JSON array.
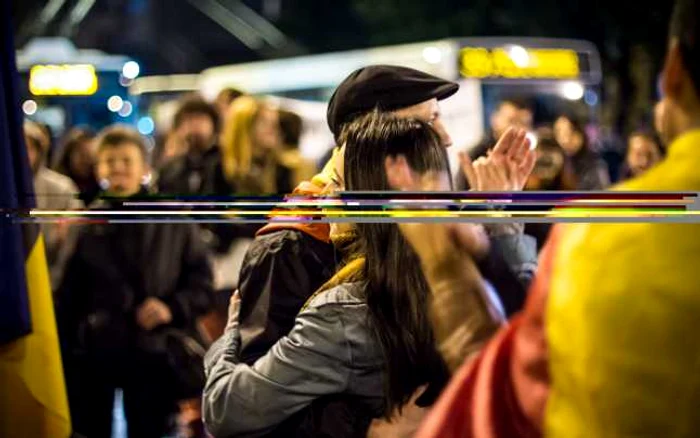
[[56, 125, 215, 438]]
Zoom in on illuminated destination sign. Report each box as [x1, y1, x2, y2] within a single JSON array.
[[29, 64, 99, 96], [459, 47, 580, 80]]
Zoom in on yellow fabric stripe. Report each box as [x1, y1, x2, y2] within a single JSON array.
[[545, 130, 700, 437], [0, 235, 71, 437]]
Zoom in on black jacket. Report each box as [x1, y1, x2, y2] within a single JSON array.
[[56, 200, 215, 357], [157, 146, 230, 196], [157, 147, 260, 253], [238, 228, 339, 365]]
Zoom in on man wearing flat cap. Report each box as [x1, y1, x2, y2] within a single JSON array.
[[203, 65, 537, 437], [234, 65, 461, 368]]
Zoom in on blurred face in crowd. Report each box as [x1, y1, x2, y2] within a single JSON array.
[[178, 112, 216, 153], [96, 142, 148, 197], [491, 102, 532, 140], [392, 98, 452, 147], [252, 106, 282, 152], [69, 138, 97, 180], [626, 135, 662, 177], [25, 133, 43, 174], [656, 39, 700, 144], [527, 144, 565, 190], [554, 117, 584, 156]]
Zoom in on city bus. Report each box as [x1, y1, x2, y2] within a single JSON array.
[[16, 38, 141, 143], [131, 37, 603, 176]]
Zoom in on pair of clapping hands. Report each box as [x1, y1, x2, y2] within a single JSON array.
[[385, 127, 535, 276], [367, 128, 534, 438]]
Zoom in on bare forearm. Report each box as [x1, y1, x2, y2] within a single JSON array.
[[425, 259, 505, 372]]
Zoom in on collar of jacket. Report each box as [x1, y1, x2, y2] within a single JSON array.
[[256, 148, 341, 242], [301, 257, 365, 312], [256, 180, 331, 243]]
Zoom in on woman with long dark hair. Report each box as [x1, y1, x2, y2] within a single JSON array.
[[202, 110, 504, 437], [344, 113, 456, 413], [554, 115, 610, 190], [53, 127, 101, 204]]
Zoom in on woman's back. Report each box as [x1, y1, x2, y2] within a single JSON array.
[[202, 282, 385, 437]]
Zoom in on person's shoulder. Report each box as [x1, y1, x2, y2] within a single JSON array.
[[305, 282, 365, 310], [37, 168, 80, 194], [252, 228, 325, 255]]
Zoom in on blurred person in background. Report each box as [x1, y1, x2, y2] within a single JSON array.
[[24, 120, 83, 287], [152, 129, 188, 170], [523, 128, 577, 251], [35, 122, 56, 164], [554, 114, 611, 190], [276, 108, 317, 187], [215, 87, 245, 121], [394, 0, 700, 436], [157, 95, 258, 345], [157, 95, 227, 195], [619, 130, 664, 180], [219, 95, 296, 194], [203, 111, 507, 438], [53, 127, 100, 205], [523, 128, 577, 192], [455, 98, 533, 190], [56, 126, 215, 438]]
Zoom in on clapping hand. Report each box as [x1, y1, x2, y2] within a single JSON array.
[[460, 127, 536, 192], [384, 155, 489, 276]]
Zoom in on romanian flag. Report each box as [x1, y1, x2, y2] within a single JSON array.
[[0, 5, 71, 437]]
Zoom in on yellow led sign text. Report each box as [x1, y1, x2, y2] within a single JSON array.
[[459, 47, 580, 79], [29, 64, 99, 96]]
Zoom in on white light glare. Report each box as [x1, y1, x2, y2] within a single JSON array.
[[122, 61, 141, 80], [561, 81, 585, 101], [525, 132, 538, 150], [107, 95, 124, 112], [508, 45, 530, 68], [22, 100, 38, 115], [422, 47, 443, 64]]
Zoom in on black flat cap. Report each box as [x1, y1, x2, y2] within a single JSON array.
[[327, 65, 459, 138]]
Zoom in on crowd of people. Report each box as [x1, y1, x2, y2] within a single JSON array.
[[22, 0, 700, 436], [25, 91, 318, 437]]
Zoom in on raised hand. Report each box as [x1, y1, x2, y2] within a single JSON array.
[[460, 127, 536, 192], [385, 155, 505, 371], [384, 155, 490, 268]]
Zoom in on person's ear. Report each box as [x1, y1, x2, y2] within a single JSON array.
[[660, 39, 685, 101], [385, 155, 415, 191]]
